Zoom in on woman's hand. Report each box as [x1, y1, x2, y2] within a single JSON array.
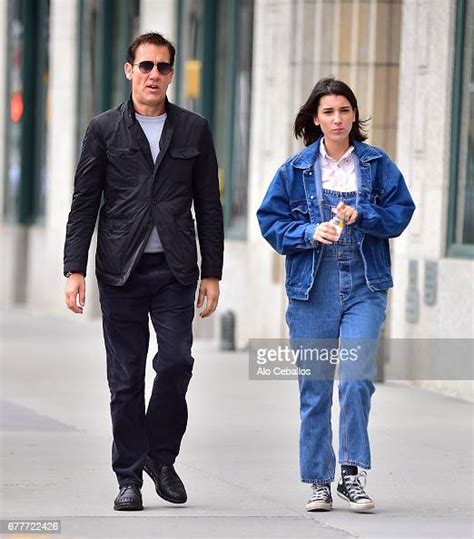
[[313, 201, 359, 244], [313, 222, 339, 244], [332, 201, 358, 224]]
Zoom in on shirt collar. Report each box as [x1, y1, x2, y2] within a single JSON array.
[[320, 138, 354, 165]]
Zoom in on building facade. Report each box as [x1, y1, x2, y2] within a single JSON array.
[[1, 0, 472, 399]]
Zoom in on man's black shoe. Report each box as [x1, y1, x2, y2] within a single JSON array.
[[143, 457, 187, 504], [113, 484, 143, 511]]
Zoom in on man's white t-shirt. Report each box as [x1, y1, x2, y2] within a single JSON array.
[[135, 112, 167, 253]]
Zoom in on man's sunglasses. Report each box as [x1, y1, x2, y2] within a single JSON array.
[[134, 61, 173, 75]]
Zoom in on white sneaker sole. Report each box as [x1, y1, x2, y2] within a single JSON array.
[[337, 491, 375, 511], [306, 500, 333, 512]]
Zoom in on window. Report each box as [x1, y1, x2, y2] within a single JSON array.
[[176, 0, 254, 239], [76, 0, 140, 151], [3, 0, 50, 224], [448, 0, 473, 257], [216, 0, 253, 239]]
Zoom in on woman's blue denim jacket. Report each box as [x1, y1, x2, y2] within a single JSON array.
[[257, 137, 416, 300]]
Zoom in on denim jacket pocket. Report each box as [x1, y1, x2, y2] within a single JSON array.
[[285, 250, 313, 286], [362, 235, 392, 287], [290, 200, 310, 221]]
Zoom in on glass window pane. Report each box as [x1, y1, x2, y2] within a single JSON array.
[[4, 0, 24, 222], [3, 0, 49, 224], [455, 0, 473, 246], [176, 0, 254, 239], [76, 0, 140, 154], [178, 0, 204, 112], [229, 0, 253, 238], [35, 0, 50, 222]]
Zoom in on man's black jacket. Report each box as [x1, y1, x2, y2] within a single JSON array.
[[64, 98, 224, 286]]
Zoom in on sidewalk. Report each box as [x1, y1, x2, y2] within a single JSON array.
[[1, 308, 473, 538]]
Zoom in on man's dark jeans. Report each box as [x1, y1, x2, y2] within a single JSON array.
[[98, 253, 197, 488]]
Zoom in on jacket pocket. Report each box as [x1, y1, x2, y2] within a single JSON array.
[[169, 147, 200, 184], [178, 220, 198, 269], [285, 250, 313, 286], [106, 148, 140, 181], [362, 235, 392, 283], [96, 220, 130, 276], [290, 199, 310, 221], [170, 147, 200, 159]]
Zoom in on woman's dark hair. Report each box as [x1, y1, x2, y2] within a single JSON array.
[[127, 32, 176, 66], [294, 77, 369, 146]]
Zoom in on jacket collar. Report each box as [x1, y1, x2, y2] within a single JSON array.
[[124, 95, 176, 127], [122, 95, 175, 176], [291, 137, 384, 169]]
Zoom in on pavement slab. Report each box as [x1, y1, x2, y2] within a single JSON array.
[[1, 309, 473, 538]]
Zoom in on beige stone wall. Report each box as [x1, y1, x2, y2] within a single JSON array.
[[41, 0, 83, 315], [285, 0, 402, 158], [248, 0, 404, 341], [139, 0, 176, 101], [247, 0, 472, 400], [391, 0, 473, 400]]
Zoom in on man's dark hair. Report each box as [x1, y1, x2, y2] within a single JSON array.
[[126, 32, 176, 66], [294, 77, 369, 146]]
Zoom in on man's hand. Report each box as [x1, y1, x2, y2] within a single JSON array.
[[196, 278, 220, 318], [332, 200, 358, 224], [65, 274, 86, 314]]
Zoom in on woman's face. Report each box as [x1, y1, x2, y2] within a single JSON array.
[[313, 94, 356, 145]]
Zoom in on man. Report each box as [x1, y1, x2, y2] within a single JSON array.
[[64, 32, 224, 511]]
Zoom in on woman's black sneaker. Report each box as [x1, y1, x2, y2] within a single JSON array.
[[336, 470, 375, 511], [306, 483, 333, 511]]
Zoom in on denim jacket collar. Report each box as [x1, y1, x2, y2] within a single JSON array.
[[291, 137, 385, 211], [290, 137, 384, 170]]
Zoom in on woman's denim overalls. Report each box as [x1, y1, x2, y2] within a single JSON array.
[[286, 188, 388, 485]]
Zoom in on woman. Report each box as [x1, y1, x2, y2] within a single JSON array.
[[257, 78, 415, 512]]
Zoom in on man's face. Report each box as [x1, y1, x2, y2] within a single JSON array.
[[124, 43, 173, 113]]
